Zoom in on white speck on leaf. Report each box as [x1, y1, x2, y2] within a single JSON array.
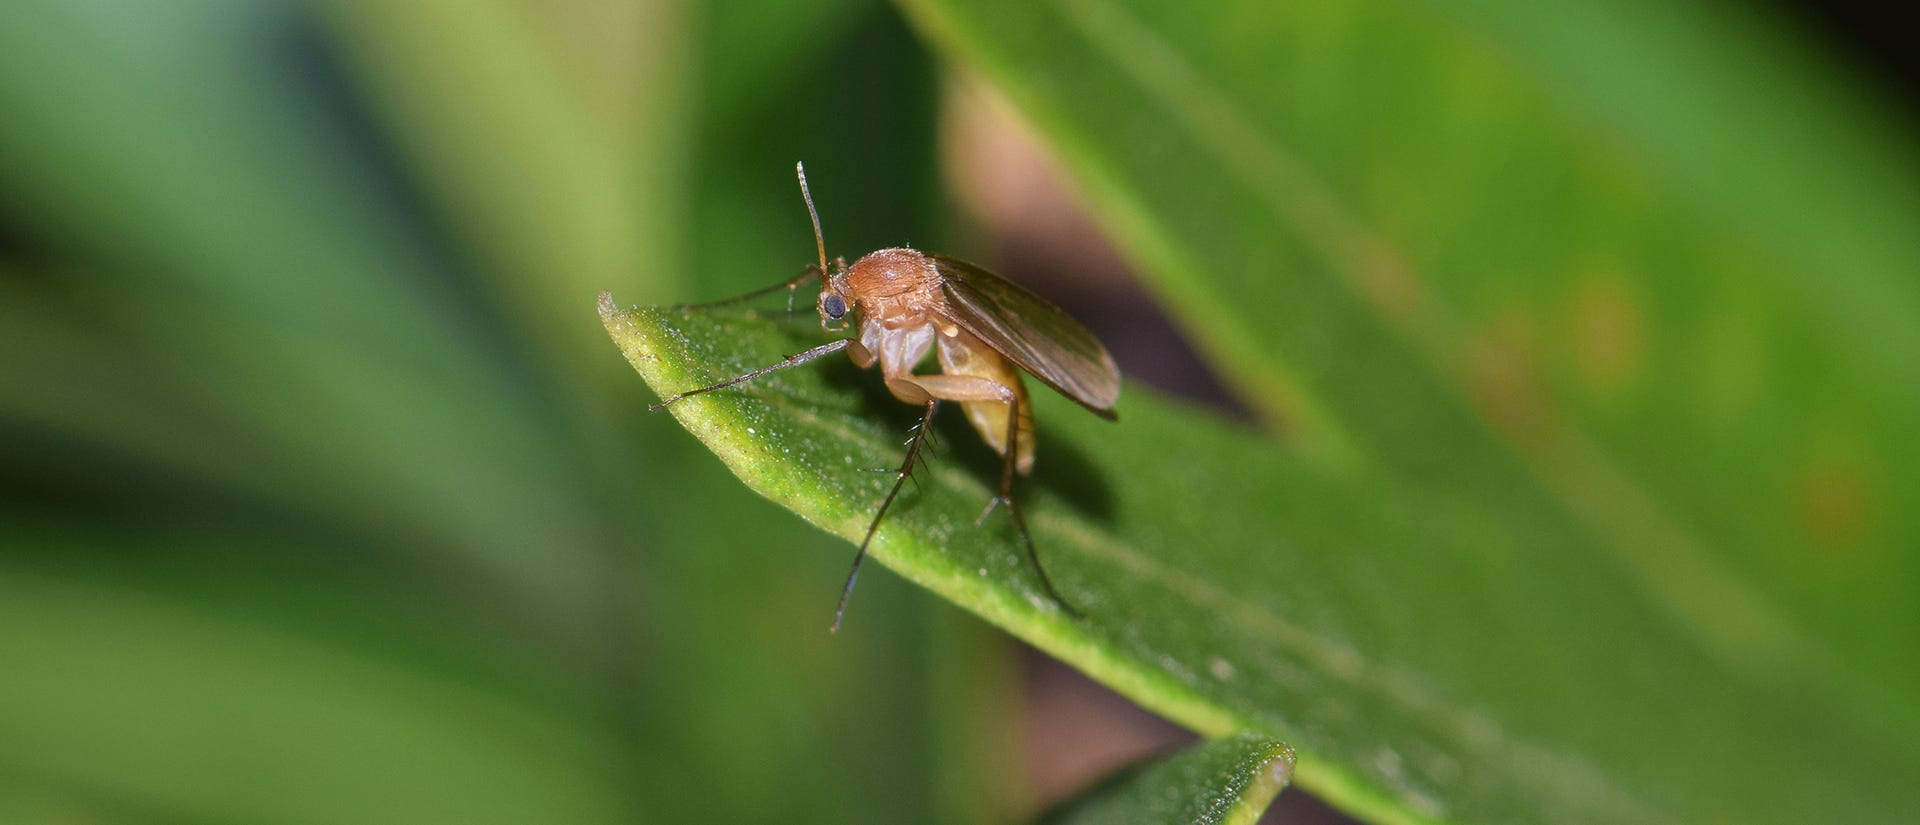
[[1208, 657, 1237, 681], [1375, 748, 1404, 782]]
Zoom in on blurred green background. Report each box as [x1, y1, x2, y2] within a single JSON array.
[[1, 0, 1915, 823], [0, 1, 999, 822]]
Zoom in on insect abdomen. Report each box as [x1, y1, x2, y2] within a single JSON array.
[[937, 328, 1035, 474]]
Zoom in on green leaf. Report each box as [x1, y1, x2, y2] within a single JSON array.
[[887, 0, 1917, 822], [1036, 733, 1293, 825], [0, 547, 627, 825], [892, 0, 1920, 699], [2, 2, 960, 823], [603, 281, 1917, 825]]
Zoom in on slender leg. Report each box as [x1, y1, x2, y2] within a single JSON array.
[[991, 393, 1077, 618], [673, 264, 821, 315], [650, 338, 849, 411], [832, 399, 940, 633], [857, 412, 938, 489], [872, 374, 1078, 621]]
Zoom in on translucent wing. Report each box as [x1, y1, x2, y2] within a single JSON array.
[[930, 254, 1120, 419]]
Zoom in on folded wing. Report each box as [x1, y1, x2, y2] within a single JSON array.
[[931, 254, 1120, 419]]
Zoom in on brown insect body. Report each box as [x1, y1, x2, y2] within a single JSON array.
[[654, 163, 1118, 631], [831, 248, 1036, 473]]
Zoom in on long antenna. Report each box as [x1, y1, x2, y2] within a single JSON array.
[[796, 161, 828, 273]]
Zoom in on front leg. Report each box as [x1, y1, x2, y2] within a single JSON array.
[[833, 397, 940, 632], [650, 338, 850, 410], [673, 263, 822, 315]]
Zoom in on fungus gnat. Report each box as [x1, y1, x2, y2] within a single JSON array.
[[652, 163, 1120, 631]]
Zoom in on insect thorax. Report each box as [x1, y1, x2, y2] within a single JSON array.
[[860, 316, 936, 378]]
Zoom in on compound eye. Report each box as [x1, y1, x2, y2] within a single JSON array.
[[822, 293, 847, 320]]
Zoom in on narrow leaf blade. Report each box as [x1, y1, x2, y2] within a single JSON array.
[[1037, 733, 1293, 825]]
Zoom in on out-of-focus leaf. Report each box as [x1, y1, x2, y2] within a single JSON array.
[[0, 549, 627, 825], [1036, 732, 1292, 825], [1, 1, 957, 823], [320, 0, 667, 388], [0, 1, 625, 614]]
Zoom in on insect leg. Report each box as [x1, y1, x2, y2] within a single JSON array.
[[990, 391, 1076, 618], [671, 264, 822, 316], [649, 338, 849, 410], [833, 398, 940, 633], [886, 374, 1076, 618]]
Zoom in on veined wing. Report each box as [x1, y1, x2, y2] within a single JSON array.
[[930, 254, 1120, 419]]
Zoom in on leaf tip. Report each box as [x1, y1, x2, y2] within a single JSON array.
[[1263, 740, 1298, 786], [599, 291, 665, 380]]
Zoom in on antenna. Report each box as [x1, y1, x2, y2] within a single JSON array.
[[796, 161, 828, 273]]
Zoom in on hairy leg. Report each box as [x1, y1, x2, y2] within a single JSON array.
[[832, 398, 940, 632], [858, 374, 1076, 621]]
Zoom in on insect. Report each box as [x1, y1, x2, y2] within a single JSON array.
[[653, 163, 1120, 631]]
